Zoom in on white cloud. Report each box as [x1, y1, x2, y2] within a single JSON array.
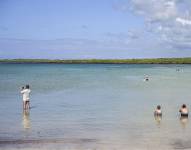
[[176, 17, 191, 26], [129, 0, 177, 22], [117, 0, 191, 50]]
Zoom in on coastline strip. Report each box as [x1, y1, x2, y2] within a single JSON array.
[[1, 58, 191, 64]]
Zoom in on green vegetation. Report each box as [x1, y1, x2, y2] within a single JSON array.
[[1, 58, 191, 64]]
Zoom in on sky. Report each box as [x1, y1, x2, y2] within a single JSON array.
[[1, 0, 191, 59]]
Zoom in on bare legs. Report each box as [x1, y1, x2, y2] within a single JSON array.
[[23, 101, 25, 110], [26, 101, 30, 110], [23, 101, 30, 110]]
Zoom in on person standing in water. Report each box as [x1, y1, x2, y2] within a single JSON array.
[[154, 105, 162, 126], [179, 104, 189, 117], [21, 85, 31, 110], [154, 105, 162, 116]]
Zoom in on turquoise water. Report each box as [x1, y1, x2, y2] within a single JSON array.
[[1, 64, 191, 150]]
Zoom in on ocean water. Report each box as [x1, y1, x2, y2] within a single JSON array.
[[1, 64, 191, 150]]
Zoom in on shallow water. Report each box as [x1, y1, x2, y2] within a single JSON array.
[[0, 64, 191, 150]]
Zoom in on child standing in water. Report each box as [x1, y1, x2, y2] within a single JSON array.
[[154, 105, 162, 116], [21, 85, 31, 110]]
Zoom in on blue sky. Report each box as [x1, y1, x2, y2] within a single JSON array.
[[1, 0, 191, 59]]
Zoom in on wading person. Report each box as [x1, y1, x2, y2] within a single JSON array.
[[179, 104, 188, 117], [154, 105, 162, 116], [21, 85, 31, 110]]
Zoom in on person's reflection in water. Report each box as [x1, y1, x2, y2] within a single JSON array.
[[22, 110, 31, 129], [180, 116, 188, 129], [154, 115, 162, 127]]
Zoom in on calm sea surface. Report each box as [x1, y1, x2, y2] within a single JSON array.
[[1, 64, 191, 150]]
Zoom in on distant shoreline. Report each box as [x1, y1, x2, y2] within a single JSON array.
[[1, 58, 191, 64]]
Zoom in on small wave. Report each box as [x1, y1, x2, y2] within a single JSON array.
[[0, 138, 98, 145]]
